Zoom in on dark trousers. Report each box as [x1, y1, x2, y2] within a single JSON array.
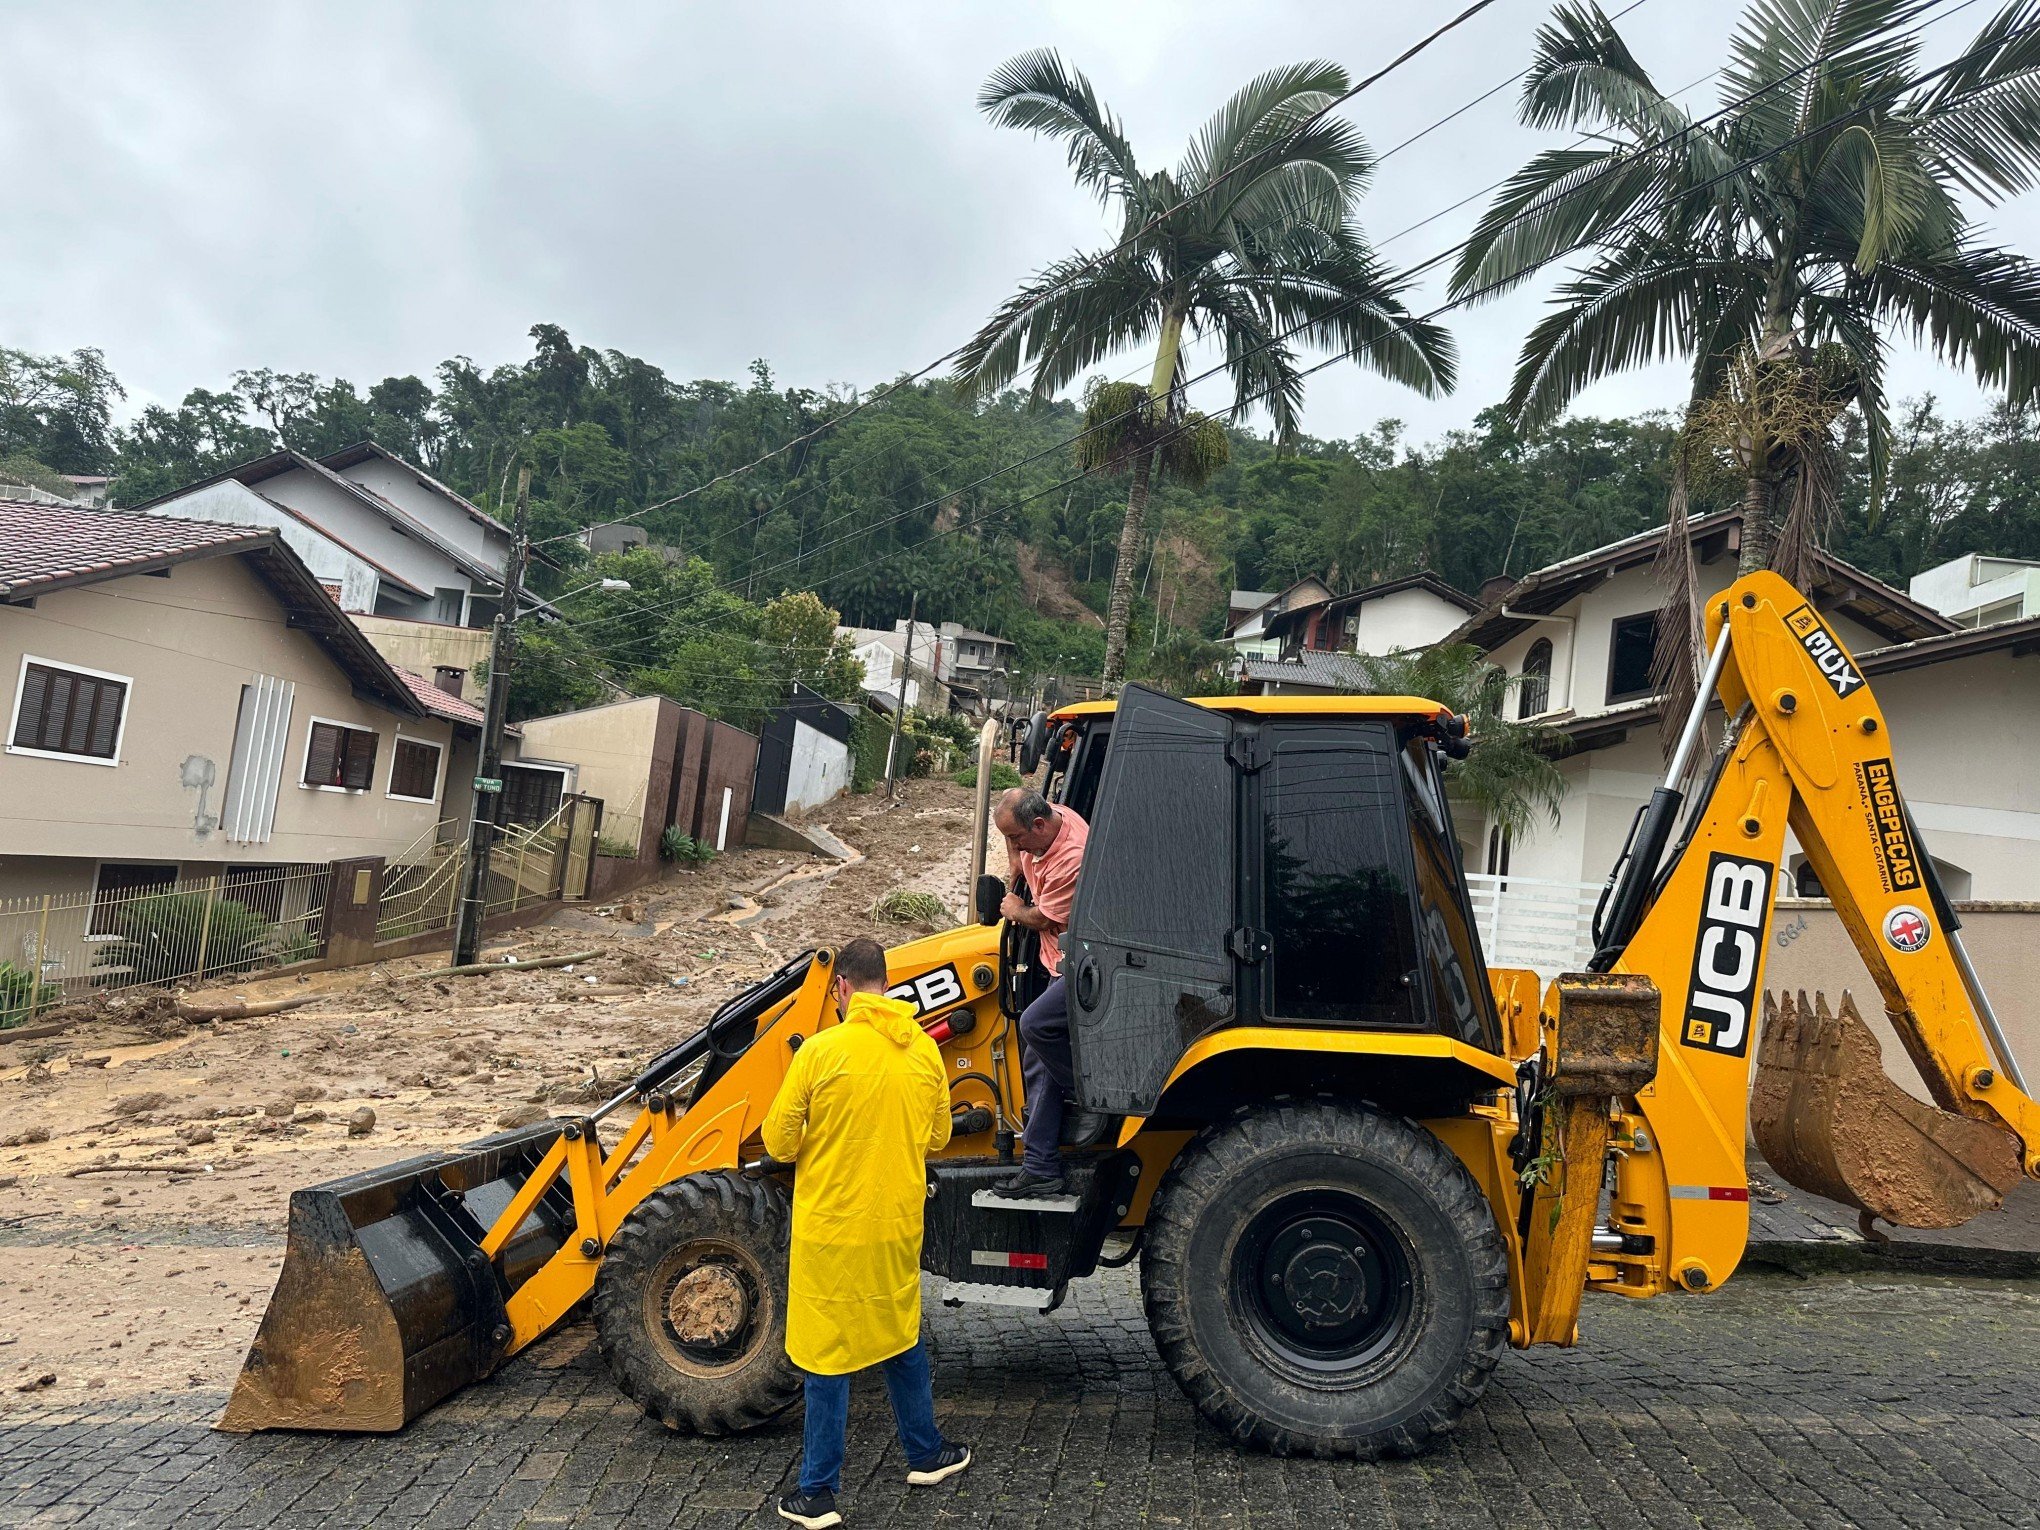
[[1019, 975, 1072, 1177], [799, 1337, 946, 1495]]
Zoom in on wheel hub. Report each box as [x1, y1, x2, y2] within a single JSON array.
[[666, 1263, 749, 1348], [1236, 1191, 1413, 1373]]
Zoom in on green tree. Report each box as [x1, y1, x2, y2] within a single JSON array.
[[1453, 0, 2040, 580], [0, 345, 123, 473], [956, 50, 1455, 686], [1349, 644, 1567, 839]]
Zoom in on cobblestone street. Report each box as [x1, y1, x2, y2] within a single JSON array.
[[3, 1267, 2037, 1529]]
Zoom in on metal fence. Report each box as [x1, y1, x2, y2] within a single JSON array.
[[373, 801, 598, 944], [0, 863, 332, 1025], [1462, 872, 1601, 982]]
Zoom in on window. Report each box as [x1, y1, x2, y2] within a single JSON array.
[[89, 862, 177, 937], [1606, 612, 1660, 704], [1262, 723, 1416, 1026], [302, 720, 378, 791], [387, 737, 443, 803], [499, 763, 567, 826], [1518, 638, 1552, 718], [431, 587, 466, 624], [9, 657, 130, 764]]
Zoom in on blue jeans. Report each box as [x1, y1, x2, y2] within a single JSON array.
[[1019, 975, 1072, 1177], [798, 1336, 946, 1495]]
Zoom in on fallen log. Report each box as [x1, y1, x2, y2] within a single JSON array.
[[406, 948, 604, 981]]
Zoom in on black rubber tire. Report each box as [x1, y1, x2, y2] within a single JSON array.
[[1141, 1099, 1509, 1459], [594, 1170, 802, 1435]]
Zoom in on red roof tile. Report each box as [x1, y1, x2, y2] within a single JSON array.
[[0, 499, 271, 597], [393, 664, 488, 726]]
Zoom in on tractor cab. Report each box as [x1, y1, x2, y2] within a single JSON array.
[[1006, 686, 1506, 1126]]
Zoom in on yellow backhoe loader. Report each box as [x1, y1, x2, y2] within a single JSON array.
[[219, 570, 2038, 1458]]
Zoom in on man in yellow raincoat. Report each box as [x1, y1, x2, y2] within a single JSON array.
[[762, 937, 971, 1528]]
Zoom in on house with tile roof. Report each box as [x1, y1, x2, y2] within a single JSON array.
[[0, 500, 495, 924], [129, 440, 560, 688], [1233, 573, 1480, 694]]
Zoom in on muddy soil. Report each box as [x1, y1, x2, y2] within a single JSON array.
[[0, 778, 987, 1412]]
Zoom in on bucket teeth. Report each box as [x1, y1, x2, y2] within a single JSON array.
[[1752, 988, 2021, 1229]]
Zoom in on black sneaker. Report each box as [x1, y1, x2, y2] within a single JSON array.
[[777, 1489, 842, 1528], [996, 1170, 1065, 1197], [907, 1442, 972, 1486]]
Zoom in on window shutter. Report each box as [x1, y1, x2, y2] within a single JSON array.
[[391, 739, 439, 800], [12, 666, 48, 748], [305, 723, 340, 786], [43, 673, 76, 752], [341, 730, 377, 791], [85, 678, 125, 757]]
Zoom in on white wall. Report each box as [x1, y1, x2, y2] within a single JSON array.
[[148, 481, 382, 614], [785, 721, 850, 812], [258, 465, 477, 606], [1349, 587, 1468, 656], [333, 457, 509, 575], [1486, 562, 1892, 721], [1486, 648, 2040, 902]]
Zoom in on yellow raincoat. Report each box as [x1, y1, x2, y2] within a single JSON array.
[[761, 990, 951, 1375]]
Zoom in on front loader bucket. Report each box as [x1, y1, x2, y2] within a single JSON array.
[[1752, 990, 2021, 1229], [218, 1121, 574, 1433]]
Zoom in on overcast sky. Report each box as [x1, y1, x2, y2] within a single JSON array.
[[2, 0, 2032, 447]]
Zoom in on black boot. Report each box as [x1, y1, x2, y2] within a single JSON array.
[[996, 1168, 1066, 1197]]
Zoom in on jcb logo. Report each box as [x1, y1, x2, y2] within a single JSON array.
[[1785, 603, 1864, 698], [887, 963, 965, 1015], [1682, 853, 1772, 1057]]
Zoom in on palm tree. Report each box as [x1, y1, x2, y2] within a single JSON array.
[[1349, 644, 1568, 840], [1451, 0, 2040, 582], [957, 51, 1456, 687]]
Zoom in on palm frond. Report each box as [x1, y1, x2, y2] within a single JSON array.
[[1870, 240, 2040, 406], [1521, 2, 1684, 139], [978, 50, 1143, 206], [1178, 60, 1353, 189], [1448, 145, 1694, 300], [1808, 117, 1942, 269], [1508, 242, 1752, 426], [951, 251, 1159, 402]]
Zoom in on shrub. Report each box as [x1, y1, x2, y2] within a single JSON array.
[[99, 891, 275, 985], [0, 961, 61, 1027], [955, 761, 1023, 792], [595, 834, 640, 859], [660, 826, 717, 864]]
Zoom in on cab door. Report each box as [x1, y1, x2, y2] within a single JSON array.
[[1063, 686, 1240, 1116]]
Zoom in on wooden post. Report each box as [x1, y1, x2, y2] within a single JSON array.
[[886, 591, 918, 800], [194, 877, 220, 980]]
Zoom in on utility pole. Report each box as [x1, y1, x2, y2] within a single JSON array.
[[453, 464, 530, 967], [885, 590, 917, 800]]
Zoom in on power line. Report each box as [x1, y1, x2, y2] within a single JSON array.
[[609, 0, 1672, 589], [561, 9, 1901, 648], [593, 0, 2018, 666], [535, 0, 1516, 554]]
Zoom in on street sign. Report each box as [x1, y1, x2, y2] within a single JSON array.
[[473, 776, 503, 793]]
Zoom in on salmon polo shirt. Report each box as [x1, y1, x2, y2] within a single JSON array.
[[1014, 805, 1089, 977]]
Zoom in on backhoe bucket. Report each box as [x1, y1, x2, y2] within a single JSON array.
[[1751, 990, 2021, 1229], [218, 1121, 574, 1433]]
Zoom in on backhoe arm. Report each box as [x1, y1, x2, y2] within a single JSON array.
[[1711, 572, 2039, 1177], [1584, 570, 2036, 1299]]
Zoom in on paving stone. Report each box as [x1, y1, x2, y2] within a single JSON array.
[[2, 1268, 2039, 1527]]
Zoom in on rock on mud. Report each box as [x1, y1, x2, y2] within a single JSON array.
[[347, 1106, 377, 1137]]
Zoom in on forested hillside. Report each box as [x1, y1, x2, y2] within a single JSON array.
[[5, 325, 2038, 712]]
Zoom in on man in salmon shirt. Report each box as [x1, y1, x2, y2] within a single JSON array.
[[992, 787, 1093, 1197]]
